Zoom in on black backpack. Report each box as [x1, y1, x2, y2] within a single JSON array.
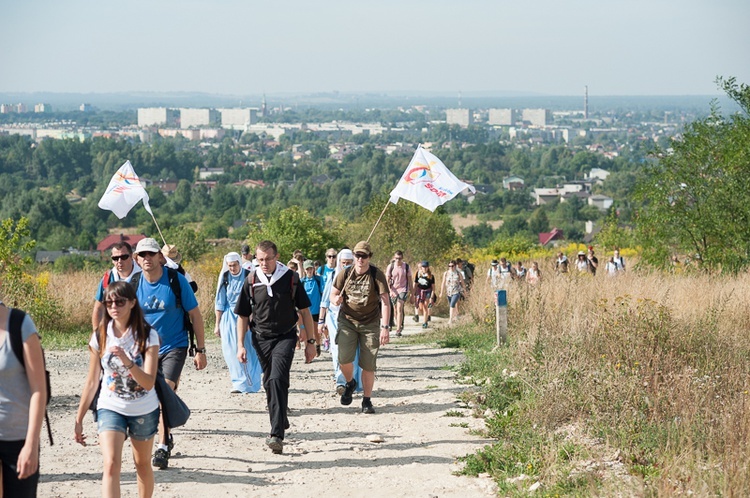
[[131, 268, 197, 356], [8, 308, 54, 445]]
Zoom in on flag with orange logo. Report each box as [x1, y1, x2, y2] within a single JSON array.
[[389, 146, 475, 212], [98, 161, 153, 219]]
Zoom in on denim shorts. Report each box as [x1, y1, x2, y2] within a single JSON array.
[[97, 407, 160, 441], [448, 293, 461, 308]]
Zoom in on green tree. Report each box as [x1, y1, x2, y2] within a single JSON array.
[[635, 78, 750, 271], [246, 206, 342, 262]]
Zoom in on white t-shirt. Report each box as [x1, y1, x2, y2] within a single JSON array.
[[90, 323, 160, 417]]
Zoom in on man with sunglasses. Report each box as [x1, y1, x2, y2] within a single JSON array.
[[132, 238, 207, 470], [91, 242, 142, 330], [329, 241, 390, 414]]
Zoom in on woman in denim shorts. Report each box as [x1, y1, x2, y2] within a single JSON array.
[[74, 281, 160, 498]]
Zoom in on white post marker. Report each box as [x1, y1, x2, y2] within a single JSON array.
[[495, 289, 507, 346]]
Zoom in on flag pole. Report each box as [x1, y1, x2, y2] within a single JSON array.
[[366, 200, 390, 243], [149, 212, 168, 247]]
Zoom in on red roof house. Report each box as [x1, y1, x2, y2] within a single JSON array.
[[96, 233, 147, 252], [538, 228, 565, 246]]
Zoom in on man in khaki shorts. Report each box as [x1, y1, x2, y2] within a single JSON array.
[[329, 241, 390, 414]]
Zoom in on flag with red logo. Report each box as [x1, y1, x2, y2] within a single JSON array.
[[389, 146, 475, 212], [98, 161, 153, 219]]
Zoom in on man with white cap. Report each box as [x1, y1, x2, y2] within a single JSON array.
[[131, 237, 207, 470]]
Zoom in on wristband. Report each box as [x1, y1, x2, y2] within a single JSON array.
[[125, 361, 135, 369], [318, 320, 325, 324], [306, 338, 316, 344]]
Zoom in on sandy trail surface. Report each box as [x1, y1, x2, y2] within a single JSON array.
[[39, 317, 497, 497]]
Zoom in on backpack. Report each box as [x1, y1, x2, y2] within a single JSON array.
[[8, 308, 54, 445], [98, 269, 115, 301], [221, 268, 249, 290], [131, 268, 197, 356]]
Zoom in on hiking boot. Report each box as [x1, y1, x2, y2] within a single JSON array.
[[412, 314, 419, 322], [361, 400, 375, 414], [340, 379, 357, 406], [395, 329, 402, 337], [266, 435, 283, 454], [152, 448, 169, 469], [422, 323, 428, 329], [167, 434, 174, 453], [335, 384, 346, 396]]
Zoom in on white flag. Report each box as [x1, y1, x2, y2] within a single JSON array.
[[98, 161, 153, 219], [389, 146, 475, 212]]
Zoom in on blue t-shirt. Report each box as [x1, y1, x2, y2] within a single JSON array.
[[135, 271, 198, 355], [301, 275, 323, 315]]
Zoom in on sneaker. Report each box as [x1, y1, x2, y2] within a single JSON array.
[[422, 323, 428, 329], [322, 338, 330, 352], [361, 400, 375, 414], [427, 315, 431, 322], [335, 384, 346, 396], [412, 314, 419, 322], [340, 379, 357, 406], [316, 344, 321, 357], [167, 434, 174, 453], [266, 435, 283, 454], [395, 329, 402, 337], [152, 448, 169, 469]]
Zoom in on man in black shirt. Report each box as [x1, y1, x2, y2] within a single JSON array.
[[235, 240, 315, 454]]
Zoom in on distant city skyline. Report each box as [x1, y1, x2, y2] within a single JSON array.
[[2, 0, 748, 97]]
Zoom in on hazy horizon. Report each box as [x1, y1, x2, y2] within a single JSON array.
[[2, 1, 748, 97]]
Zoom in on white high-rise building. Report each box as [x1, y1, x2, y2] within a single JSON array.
[[137, 107, 178, 127], [445, 108, 472, 128], [488, 108, 518, 126], [522, 108, 552, 127], [218, 108, 257, 129], [180, 108, 219, 129]]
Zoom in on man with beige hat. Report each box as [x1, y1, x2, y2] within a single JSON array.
[[329, 240, 390, 414]]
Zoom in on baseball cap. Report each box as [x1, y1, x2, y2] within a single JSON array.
[[353, 241, 372, 256], [303, 260, 314, 269], [491, 259, 499, 266], [135, 238, 161, 255]]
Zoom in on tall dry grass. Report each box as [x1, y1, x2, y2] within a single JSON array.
[[459, 265, 750, 494]]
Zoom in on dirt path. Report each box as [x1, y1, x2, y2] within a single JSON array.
[[39, 317, 497, 497]]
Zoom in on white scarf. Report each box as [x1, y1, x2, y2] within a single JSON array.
[[254, 261, 289, 297]]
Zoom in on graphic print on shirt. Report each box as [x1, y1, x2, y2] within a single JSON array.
[[142, 294, 166, 311], [104, 352, 146, 400], [346, 275, 372, 306]]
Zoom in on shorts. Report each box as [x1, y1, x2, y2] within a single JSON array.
[[96, 407, 160, 441], [394, 292, 408, 302], [159, 347, 188, 385], [336, 315, 380, 372], [448, 293, 461, 308], [416, 289, 432, 305], [311, 314, 320, 322]]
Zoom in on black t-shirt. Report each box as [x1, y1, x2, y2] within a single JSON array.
[[234, 269, 311, 337]]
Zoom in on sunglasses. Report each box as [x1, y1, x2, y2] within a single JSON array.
[[326, 254, 337, 258], [138, 251, 159, 258], [111, 254, 131, 262], [104, 298, 128, 308], [448, 264, 455, 267], [354, 253, 369, 259]]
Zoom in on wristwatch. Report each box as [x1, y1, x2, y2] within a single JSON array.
[[380, 325, 390, 331], [306, 338, 316, 344], [194, 347, 206, 354]]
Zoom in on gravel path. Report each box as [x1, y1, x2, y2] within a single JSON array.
[[38, 317, 497, 497]]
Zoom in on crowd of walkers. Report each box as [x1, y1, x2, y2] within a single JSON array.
[[1, 235, 628, 497]]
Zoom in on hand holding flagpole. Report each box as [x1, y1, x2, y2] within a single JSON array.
[[98, 161, 168, 246]]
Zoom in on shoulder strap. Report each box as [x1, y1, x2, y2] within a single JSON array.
[[131, 271, 142, 292], [9, 308, 26, 367], [102, 269, 112, 289]]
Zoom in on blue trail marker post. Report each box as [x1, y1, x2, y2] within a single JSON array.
[[495, 289, 507, 346]]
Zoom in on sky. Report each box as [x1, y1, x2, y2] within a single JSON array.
[[1, 0, 748, 97]]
